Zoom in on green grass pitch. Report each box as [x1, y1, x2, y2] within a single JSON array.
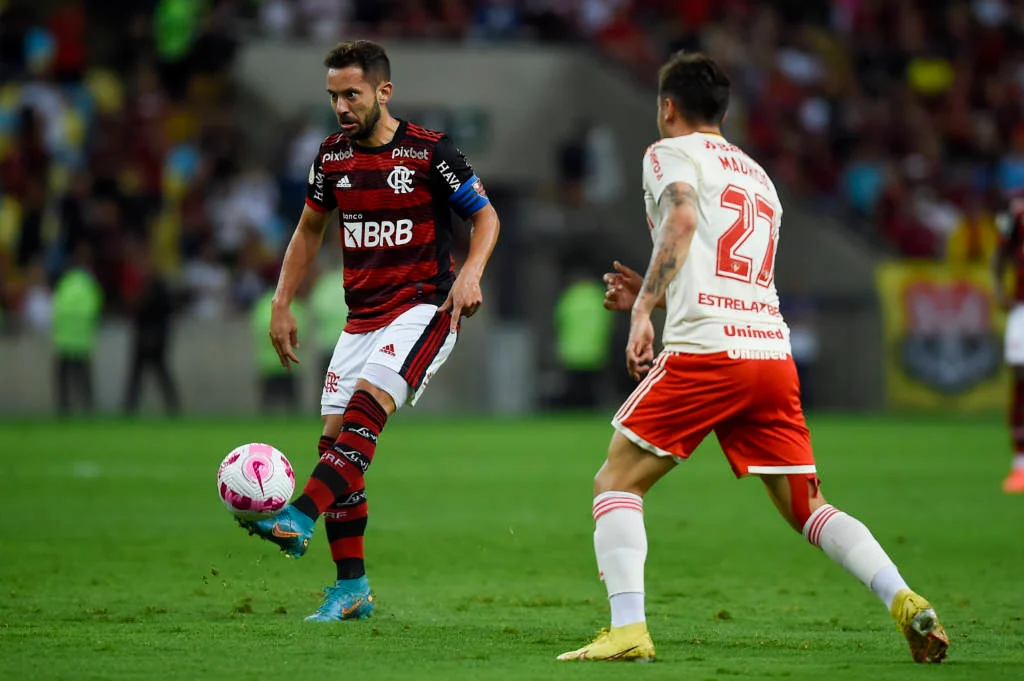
[[2, 413, 1023, 680]]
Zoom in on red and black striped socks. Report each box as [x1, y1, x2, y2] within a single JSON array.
[[293, 391, 388, 521], [1011, 376, 1024, 461], [324, 487, 369, 579]]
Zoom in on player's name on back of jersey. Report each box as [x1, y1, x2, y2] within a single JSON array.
[[700, 137, 769, 188], [715, 152, 769, 189]]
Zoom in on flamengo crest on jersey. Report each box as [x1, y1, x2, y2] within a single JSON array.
[[642, 133, 791, 355]]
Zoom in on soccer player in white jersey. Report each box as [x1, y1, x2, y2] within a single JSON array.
[[557, 52, 949, 664]]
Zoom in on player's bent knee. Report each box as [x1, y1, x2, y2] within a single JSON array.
[[322, 414, 344, 440], [353, 372, 401, 415]]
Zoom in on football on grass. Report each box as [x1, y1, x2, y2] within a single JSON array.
[[217, 443, 295, 520]]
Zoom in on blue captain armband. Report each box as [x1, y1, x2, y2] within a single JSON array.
[[449, 174, 489, 219]]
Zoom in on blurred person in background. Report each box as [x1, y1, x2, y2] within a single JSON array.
[[551, 258, 613, 410], [51, 244, 102, 415], [946, 192, 999, 268], [20, 258, 52, 334], [182, 240, 230, 319], [123, 243, 181, 415], [236, 40, 500, 624], [251, 284, 306, 413], [993, 193, 1024, 493]]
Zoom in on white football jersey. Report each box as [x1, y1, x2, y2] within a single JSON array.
[[642, 133, 790, 356]]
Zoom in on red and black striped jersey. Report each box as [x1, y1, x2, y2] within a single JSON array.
[[999, 196, 1024, 301], [305, 119, 490, 333]]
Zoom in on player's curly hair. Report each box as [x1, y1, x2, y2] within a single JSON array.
[[323, 40, 391, 85], [658, 52, 730, 126]]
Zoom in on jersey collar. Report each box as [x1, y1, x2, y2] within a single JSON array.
[[352, 119, 408, 155]]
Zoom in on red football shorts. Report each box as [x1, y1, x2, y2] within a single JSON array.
[[612, 351, 815, 477]]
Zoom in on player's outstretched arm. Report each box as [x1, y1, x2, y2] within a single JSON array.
[[270, 205, 332, 369], [439, 203, 500, 333], [626, 182, 698, 380]]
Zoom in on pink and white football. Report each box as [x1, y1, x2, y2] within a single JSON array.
[[216, 443, 295, 520]]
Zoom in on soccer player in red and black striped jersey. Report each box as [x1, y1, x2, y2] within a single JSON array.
[[239, 40, 500, 621], [995, 194, 1024, 492]]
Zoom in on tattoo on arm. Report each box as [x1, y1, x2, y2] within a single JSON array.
[[643, 242, 678, 297], [638, 182, 698, 303], [659, 182, 698, 210]]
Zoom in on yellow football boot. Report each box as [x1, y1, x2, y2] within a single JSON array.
[[890, 589, 949, 663], [557, 622, 655, 662]]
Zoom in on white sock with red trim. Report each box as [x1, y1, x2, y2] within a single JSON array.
[[803, 504, 909, 609], [593, 491, 647, 627]]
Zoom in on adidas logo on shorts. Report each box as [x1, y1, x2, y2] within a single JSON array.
[[379, 344, 396, 357]]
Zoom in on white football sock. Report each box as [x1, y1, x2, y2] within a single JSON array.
[[803, 504, 909, 610], [1013, 453, 1024, 471], [593, 491, 647, 627], [609, 593, 646, 628]]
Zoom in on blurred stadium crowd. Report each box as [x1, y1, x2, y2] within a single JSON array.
[[1, 1, 1022, 345]]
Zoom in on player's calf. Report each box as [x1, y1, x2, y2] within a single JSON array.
[[765, 474, 950, 662], [292, 390, 389, 519]]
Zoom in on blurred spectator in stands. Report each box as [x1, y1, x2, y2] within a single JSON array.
[[300, 0, 351, 42], [183, 240, 229, 319], [15, 177, 46, 269], [946, 191, 1000, 268], [0, 3, 31, 80], [1, 107, 50, 207], [279, 113, 328, 224], [259, 0, 297, 39], [233, 232, 271, 311], [125, 62, 169, 211], [189, 0, 239, 84], [550, 260, 612, 410], [88, 197, 127, 310], [123, 241, 181, 415], [20, 258, 52, 333], [438, 0, 473, 40], [583, 120, 624, 207], [210, 159, 281, 262], [154, 0, 205, 100], [557, 122, 587, 208], [878, 169, 939, 259], [56, 170, 94, 271], [521, 0, 575, 42], [51, 244, 102, 414], [998, 138, 1024, 198], [177, 156, 214, 261], [841, 142, 886, 220], [470, 0, 522, 42], [47, 1, 86, 83]]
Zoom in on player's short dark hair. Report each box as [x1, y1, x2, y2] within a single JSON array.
[[658, 52, 730, 126], [323, 40, 391, 85]]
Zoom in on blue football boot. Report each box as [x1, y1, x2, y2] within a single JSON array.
[[238, 505, 314, 558], [305, 576, 375, 621]]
